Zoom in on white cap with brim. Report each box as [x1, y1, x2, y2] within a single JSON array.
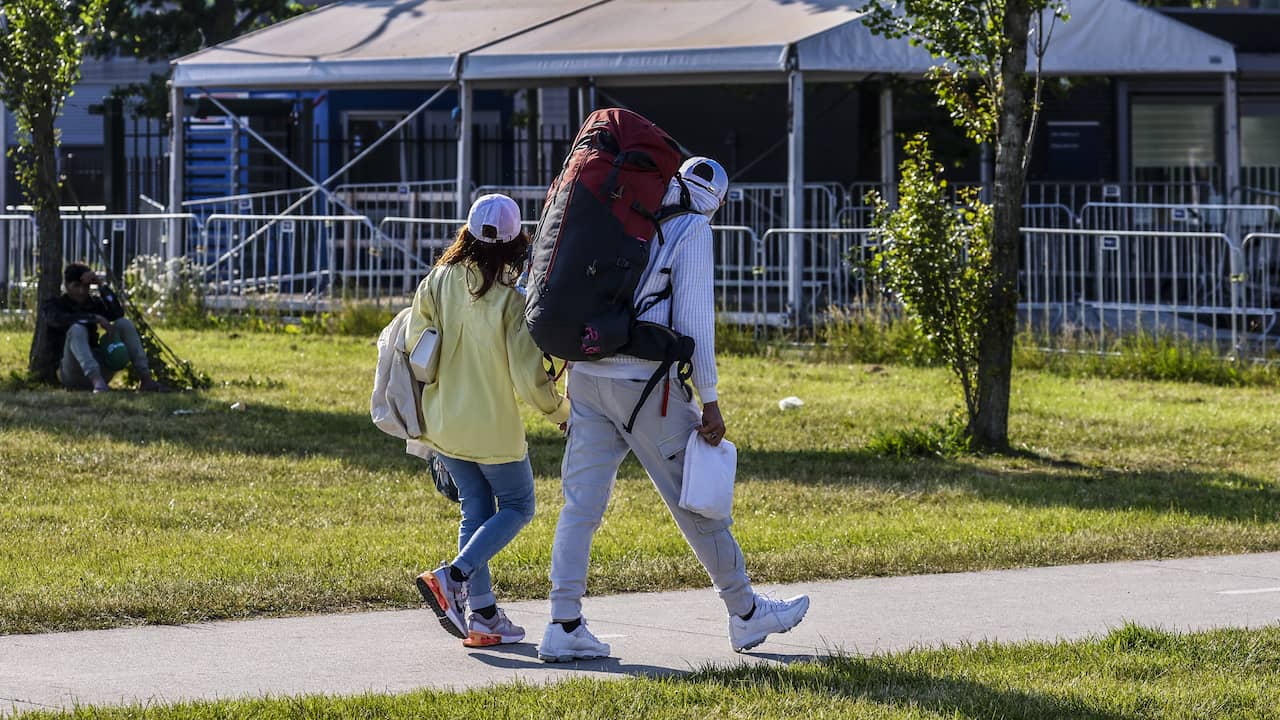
[[678, 157, 729, 203], [466, 193, 522, 244]]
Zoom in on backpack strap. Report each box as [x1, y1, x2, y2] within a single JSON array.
[[623, 331, 695, 433]]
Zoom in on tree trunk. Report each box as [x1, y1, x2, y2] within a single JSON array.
[[210, 0, 238, 45], [26, 112, 64, 384], [972, 0, 1032, 451]]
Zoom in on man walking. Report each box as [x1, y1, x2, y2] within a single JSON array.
[[537, 157, 809, 662]]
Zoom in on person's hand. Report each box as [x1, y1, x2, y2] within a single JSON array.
[[95, 315, 112, 332], [558, 421, 568, 435], [696, 401, 726, 446]]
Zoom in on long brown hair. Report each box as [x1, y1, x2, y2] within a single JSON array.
[[437, 226, 529, 299]]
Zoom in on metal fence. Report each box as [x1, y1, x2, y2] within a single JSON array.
[[1078, 202, 1280, 236], [60, 214, 200, 279], [756, 228, 881, 327], [333, 180, 460, 226], [200, 214, 375, 302], [7, 204, 1280, 359], [1239, 232, 1280, 352], [0, 215, 38, 311], [1019, 228, 1237, 349]]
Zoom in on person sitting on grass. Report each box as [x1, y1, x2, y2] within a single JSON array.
[[39, 263, 160, 393], [411, 194, 569, 648]]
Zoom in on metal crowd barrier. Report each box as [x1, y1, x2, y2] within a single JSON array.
[[757, 228, 881, 327], [60, 213, 202, 278], [335, 180, 459, 225], [722, 183, 842, 239], [471, 186, 548, 226], [1078, 202, 1280, 236], [183, 187, 321, 219], [9, 205, 1280, 361], [1019, 227, 1237, 349], [1, 214, 38, 311], [200, 214, 376, 302], [1239, 232, 1280, 353], [707, 225, 764, 326], [374, 217, 544, 298]]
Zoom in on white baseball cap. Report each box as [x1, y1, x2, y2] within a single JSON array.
[[466, 193, 522, 244], [678, 157, 729, 203]]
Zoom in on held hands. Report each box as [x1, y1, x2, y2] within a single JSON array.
[[696, 400, 726, 446]]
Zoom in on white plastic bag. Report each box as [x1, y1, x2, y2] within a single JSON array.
[[407, 326, 439, 383], [679, 432, 737, 520]]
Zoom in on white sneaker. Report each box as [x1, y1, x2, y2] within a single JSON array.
[[537, 619, 611, 662], [728, 593, 810, 652]]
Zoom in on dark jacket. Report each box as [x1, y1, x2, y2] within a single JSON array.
[[39, 285, 125, 361]]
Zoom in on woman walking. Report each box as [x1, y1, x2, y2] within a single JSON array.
[[410, 194, 568, 647]]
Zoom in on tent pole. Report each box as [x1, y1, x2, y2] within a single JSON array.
[[1223, 72, 1240, 206], [1115, 79, 1130, 189], [0, 99, 7, 289], [787, 66, 804, 328], [457, 80, 473, 218], [1224, 71, 1242, 354], [0, 99, 7, 211], [879, 84, 895, 206], [167, 83, 184, 265]]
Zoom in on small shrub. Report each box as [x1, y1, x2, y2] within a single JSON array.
[[124, 255, 211, 327], [817, 303, 939, 366], [870, 134, 993, 437], [867, 414, 971, 458], [331, 303, 396, 336]]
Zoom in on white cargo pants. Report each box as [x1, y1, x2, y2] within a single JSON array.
[[549, 371, 755, 621]]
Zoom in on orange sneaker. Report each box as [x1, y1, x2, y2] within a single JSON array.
[[416, 563, 468, 639]]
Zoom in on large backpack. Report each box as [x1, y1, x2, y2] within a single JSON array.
[[524, 108, 692, 431]]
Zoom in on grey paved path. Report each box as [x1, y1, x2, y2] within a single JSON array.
[[3, 552, 1279, 715]]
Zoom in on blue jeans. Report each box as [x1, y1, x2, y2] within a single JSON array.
[[438, 454, 536, 611]]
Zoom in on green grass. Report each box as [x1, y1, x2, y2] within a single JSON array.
[[16, 624, 1280, 719], [2, 328, 1280, 634]]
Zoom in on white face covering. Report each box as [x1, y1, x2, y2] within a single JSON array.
[[660, 176, 723, 218]]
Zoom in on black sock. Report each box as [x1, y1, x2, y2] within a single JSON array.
[[739, 602, 757, 621], [448, 565, 467, 583], [474, 604, 497, 620], [555, 617, 582, 634]]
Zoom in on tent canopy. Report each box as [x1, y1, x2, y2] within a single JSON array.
[[170, 0, 596, 89], [173, 0, 1238, 89]]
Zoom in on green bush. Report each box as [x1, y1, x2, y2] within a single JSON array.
[[816, 303, 939, 366], [869, 134, 994, 435], [866, 413, 971, 458]]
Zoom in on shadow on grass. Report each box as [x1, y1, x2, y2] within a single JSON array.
[[1, 389, 1276, 523], [687, 655, 1135, 720], [737, 446, 1280, 523]]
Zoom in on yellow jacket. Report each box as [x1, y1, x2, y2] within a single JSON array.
[[408, 263, 568, 464]]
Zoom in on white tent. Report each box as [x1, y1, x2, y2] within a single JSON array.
[[173, 0, 1237, 88], [171, 0, 597, 89], [169, 0, 1241, 317]]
